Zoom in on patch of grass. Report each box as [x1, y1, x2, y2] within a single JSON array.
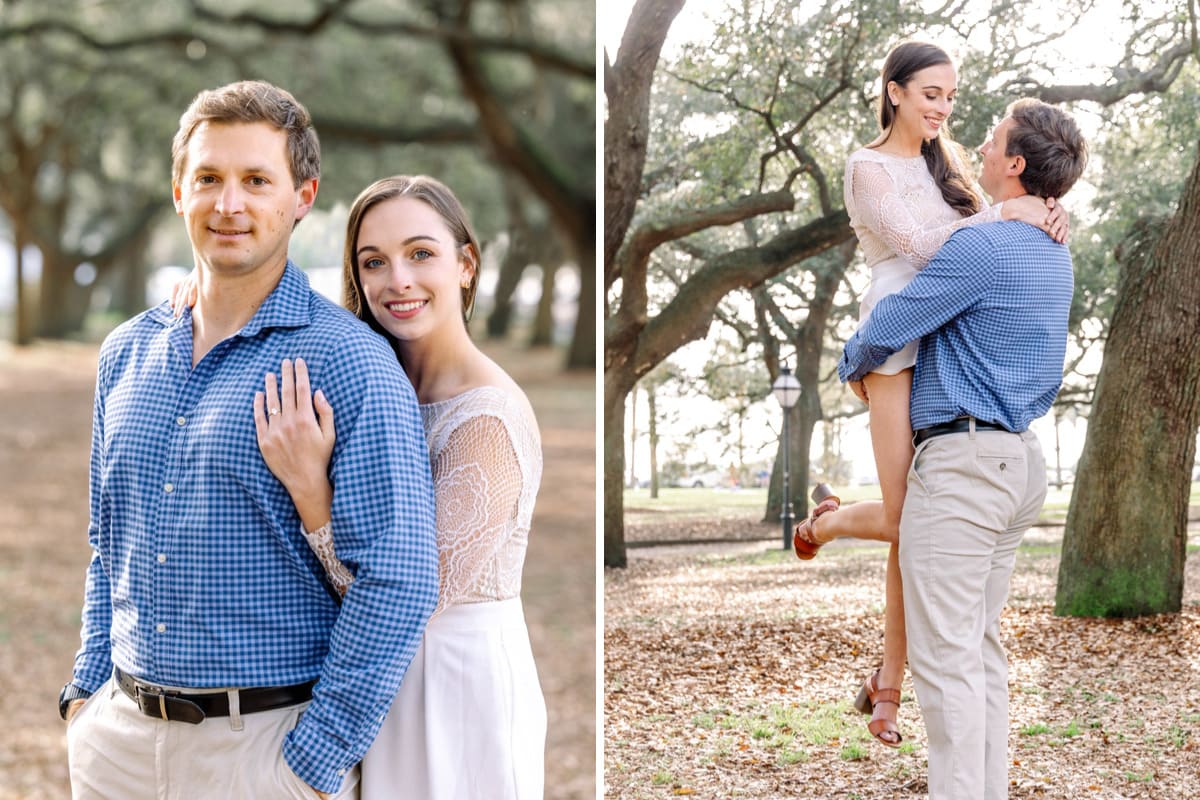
[[716, 548, 793, 566], [623, 487, 769, 516], [1167, 725, 1189, 748], [791, 702, 856, 746], [1124, 771, 1154, 783], [1021, 722, 1051, 736], [651, 770, 674, 786], [1061, 720, 1082, 738], [898, 741, 917, 755], [777, 748, 808, 765], [692, 712, 717, 730], [712, 736, 736, 759], [1017, 543, 1062, 558], [840, 742, 868, 761]]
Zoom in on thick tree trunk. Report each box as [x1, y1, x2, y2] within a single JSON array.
[[648, 385, 660, 499], [1055, 146, 1200, 617], [486, 222, 531, 340], [765, 395, 817, 526], [566, 246, 595, 369], [603, 0, 687, 280], [13, 231, 33, 346], [530, 262, 556, 347], [35, 256, 90, 338], [604, 372, 632, 567], [628, 384, 638, 489]]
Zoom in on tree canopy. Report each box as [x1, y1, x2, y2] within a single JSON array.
[[0, 0, 595, 365], [604, 0, 1199, 570]]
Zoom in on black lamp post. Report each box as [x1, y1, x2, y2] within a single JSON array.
[[771, 365, 801, 550]]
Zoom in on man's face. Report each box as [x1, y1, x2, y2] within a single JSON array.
[[977, 116, 1017, 200], [172, 121, 316, 277]]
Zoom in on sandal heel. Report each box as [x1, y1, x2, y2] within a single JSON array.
[[811, 482, 840, 505], [853, 681, 873, 715]]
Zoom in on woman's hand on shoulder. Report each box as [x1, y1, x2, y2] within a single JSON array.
[[1001, 194, 1069, 244], [254, 358, 336, 501], [1042, 197, 1070, 243], [169, 270, 199, 317]]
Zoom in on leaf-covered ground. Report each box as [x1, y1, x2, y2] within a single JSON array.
[[0, 339, 595, 800], [605, 524, 1200, 799]]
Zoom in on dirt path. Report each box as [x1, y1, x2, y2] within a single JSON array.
[[605, 528, 1200, 799], [0, 338, 594, 800]]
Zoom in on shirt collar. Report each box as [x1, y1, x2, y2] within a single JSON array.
[[146, 261, 313, 336]]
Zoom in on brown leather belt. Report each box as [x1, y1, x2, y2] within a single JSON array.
[[914, 417, 1009, 445], [114, 666, 315, 725]]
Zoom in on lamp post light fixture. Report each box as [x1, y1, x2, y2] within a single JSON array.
[[771, 365, 802, 550]]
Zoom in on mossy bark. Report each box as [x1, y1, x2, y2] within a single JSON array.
[[1055, 145, 1200, 617]]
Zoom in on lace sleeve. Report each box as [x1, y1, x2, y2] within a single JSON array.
[[850, 159, 1002, 268], [301, 520, 355, 597], [432, 413, 525, 613]]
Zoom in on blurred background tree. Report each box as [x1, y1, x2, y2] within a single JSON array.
[[0, 0, 595, 368]]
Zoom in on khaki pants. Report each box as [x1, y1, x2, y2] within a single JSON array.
[[67, 677, 360, 800], [899, 426, 1046, 800]]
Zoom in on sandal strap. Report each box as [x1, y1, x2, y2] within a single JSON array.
[[870, 687, 901, 706], [868, 716, 903, 744]]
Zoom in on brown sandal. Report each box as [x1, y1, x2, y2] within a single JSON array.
[[854, 669, 903, 748], [792, 483, 841, 560]]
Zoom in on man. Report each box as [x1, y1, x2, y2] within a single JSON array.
[[60, 81, 438, 799], [838, 98, 1088, 800]]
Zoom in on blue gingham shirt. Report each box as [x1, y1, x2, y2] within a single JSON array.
[[839, 221, 1073, 432], [74, 262, 438, 792]]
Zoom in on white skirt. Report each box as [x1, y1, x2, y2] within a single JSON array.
[[859, 255, 919, 375], [361, 597, 546, 800]]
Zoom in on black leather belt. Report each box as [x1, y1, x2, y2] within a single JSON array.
[[914, 417, 1009, 445], [114, 666, 315, 725]]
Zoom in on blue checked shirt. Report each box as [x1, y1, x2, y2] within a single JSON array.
[[839, 221, 1073, 432], [74, 262, 438, 792]]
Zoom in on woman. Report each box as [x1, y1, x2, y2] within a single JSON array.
[[180, 175, 546, 798], [791, 41, 1068, 747]]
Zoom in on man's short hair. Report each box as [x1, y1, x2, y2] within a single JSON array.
[[171, 80, 320, 188], [1005, 98, 1087, 198]]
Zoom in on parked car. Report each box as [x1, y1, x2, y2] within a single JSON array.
[[678, 470, 725, 488]]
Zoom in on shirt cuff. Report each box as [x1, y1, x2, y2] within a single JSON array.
[[283, 723, 357, 794], [73, 656, 114, 695]]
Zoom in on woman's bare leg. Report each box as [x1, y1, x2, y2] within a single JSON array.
[[812, 370, 913, 744]]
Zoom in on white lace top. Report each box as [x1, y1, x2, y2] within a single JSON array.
[[303, 385, 542, 613], [843, 147, 1001, 270], [843, 147, 1002, 374]]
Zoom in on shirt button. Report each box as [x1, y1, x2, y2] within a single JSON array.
[[176, 416, 187, 426], [157, 553, 167, 564], [163, 483, 174, 493], [156, 623, 167, 633]]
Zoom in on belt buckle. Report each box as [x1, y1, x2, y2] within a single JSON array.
[[135, 683, 182, 722], [134, 685, 164, 720]]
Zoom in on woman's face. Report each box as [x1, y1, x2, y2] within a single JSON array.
[[354, 196, 474, 344], [888, 62, 957, 142]]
